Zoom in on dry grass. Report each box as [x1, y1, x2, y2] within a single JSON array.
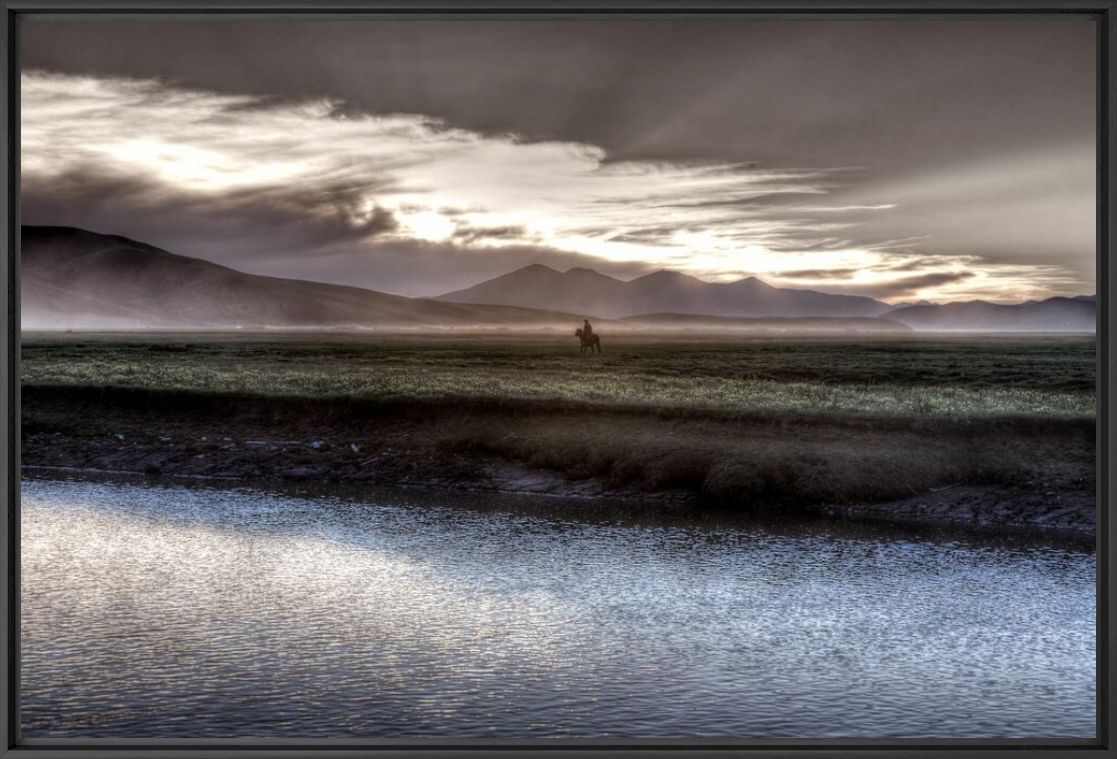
[[21, 332, 1096, 420], [20, 332, 1096, 509]]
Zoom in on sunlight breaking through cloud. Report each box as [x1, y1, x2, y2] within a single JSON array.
[[20, 71, 1087, 302]]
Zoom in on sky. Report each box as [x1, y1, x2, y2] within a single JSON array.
[[20, 17, 1097, 303]]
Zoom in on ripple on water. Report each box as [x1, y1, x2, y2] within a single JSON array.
[[19, 478, 1096, 738]]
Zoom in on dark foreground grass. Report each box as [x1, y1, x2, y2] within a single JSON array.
[[22, 385, 1092, 508], [446, 412, 1092, 508], [20, 333, 1096, 517]]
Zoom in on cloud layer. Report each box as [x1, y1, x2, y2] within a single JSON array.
[[21, 69, 1092, 302]]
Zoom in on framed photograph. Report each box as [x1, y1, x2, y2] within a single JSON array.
[[1, 1, 1113, 757]]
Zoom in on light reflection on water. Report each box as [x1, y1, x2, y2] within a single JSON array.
[[20, 478, 1095, 738]]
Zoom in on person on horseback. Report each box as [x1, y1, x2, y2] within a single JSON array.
[[575, 319, 601, 354]]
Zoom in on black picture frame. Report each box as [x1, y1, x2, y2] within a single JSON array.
[[1, 2, 1113, 757]]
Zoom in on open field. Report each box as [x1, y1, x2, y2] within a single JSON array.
[[21, 333, 1097, 533], [21, 332, 1095, 419]]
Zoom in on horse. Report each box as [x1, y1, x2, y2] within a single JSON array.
[[575, 328, 601, 354]]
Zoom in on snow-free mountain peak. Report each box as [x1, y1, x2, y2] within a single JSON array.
[[437, 264, 890, 319]]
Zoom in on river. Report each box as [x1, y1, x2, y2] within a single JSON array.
[[20, 477, 1096, 739]]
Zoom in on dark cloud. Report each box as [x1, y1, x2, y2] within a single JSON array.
[[451, 225, 529, 244], [21, 18, 1094, 169], [606, 226, 685, 244], [18, 17, 1097, 300], [808, 271, 976, 300], [775, 268, 860, 280], [21, 166, 400, 268], [871, 257, 947, 273]]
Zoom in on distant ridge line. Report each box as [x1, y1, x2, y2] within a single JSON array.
[[19, 226, 1096, 333]]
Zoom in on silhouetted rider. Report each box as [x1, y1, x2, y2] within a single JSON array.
[[583, 319, 593, 337]]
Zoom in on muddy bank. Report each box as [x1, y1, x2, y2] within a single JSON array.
[[21, 385, 1096, 539], [22, 389, 675, 503], [811, 486, 1095, 537]]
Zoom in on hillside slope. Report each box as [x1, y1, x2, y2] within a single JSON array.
[[21, 226, 582, 330]]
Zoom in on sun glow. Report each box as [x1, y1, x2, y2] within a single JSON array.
[[396, 210, 457, 242], [103, 139, 308, 192]]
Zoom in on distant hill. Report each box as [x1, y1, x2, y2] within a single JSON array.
[[435, 263, 892, 319], [883, 297, 1095, 332], [21, 226, 583, 330], [621, 312, 910, 333]]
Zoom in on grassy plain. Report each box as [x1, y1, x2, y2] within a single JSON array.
[[20, 332, 1097, 518], [21, 332, 1095, 419]]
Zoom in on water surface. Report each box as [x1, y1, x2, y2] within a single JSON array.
[[21, 478, 1095, 738]]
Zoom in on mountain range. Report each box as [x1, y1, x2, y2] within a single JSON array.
[[20, 225, 1096, 332], [438, 264, 1095, 332], [882, 296, 1096, 332], [436, 263, 892, 319]]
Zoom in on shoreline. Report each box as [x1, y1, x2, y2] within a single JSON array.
[[21, 402, 1096, 542], [19, 462, 1096, 546]]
